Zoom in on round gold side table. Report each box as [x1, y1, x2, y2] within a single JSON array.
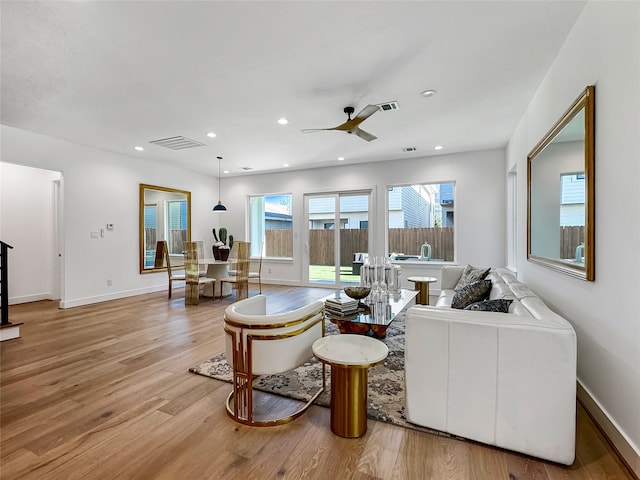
[[407, 276, 437, 305], [312, 334, 388, 438]]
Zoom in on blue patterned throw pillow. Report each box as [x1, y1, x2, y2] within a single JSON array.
[[451, 279, 492, 309], [454, 264, 492, 290], [464, 298, 513, 313]]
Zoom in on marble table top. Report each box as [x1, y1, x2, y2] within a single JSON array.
[[312, 334, 388, 367]]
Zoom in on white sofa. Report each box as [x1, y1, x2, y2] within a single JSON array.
[[404, 266, 577, 465]]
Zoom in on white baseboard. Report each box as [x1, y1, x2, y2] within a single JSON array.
[[59, 285, 168, 309], [577, 380, 640, 478], [8, 293, 52, 305]]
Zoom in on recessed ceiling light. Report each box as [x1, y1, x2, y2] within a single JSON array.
[[337, 157, 345, 161], [206, 132, 217, 138], [277, 118, 289, 125], [223, 170, 230, 174], [134, 146, 144, 151], [434, 145, 444, 150], [420, 89, 437, 97], [283, 163, 289, 167]]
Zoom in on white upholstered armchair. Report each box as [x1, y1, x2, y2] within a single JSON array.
[[223, 295, 325, 426]]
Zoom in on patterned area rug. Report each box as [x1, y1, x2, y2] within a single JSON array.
[[189, 315, 446, 437]]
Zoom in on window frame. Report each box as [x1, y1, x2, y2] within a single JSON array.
[[248, 193, 294, 259], [386, 181, 456, 260]]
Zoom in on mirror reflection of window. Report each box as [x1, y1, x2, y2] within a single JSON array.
[[167, 200, 188, 255], [143, 204, 158, 268], [559, 172, 586, 262]]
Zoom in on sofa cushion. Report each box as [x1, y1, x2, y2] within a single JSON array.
[[451, 279, 492, 309], [455, 264, 491, 290], [489, 282, 516, 300], [508, 298, 533, 317], [464, 298, 513, 313]]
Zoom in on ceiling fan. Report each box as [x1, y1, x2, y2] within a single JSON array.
[[301, 105, 380, 142]]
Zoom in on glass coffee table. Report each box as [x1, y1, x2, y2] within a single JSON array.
[[323, 288, 418, 338]]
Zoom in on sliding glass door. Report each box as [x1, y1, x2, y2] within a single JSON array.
[[304, 191, 370, 287]]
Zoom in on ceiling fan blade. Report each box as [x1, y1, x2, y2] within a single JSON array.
[[353, 127, 377, 142], [301, 128, 331, 133], [353, 104, 380, 122]]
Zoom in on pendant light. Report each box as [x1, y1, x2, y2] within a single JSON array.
[[213, 156, 227, 212]]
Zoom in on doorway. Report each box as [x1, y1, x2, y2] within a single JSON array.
[[304, 191, 371, 287]]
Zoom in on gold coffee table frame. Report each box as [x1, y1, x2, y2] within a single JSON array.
[[312, 335, 388, 438]]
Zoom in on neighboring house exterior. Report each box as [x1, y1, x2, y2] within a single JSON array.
[[560, 173, 585, 226], [307, 185, 455, 230], [388, 183, 454, 228]]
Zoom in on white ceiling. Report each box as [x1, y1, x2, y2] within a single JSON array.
[[1, 1, 586, 177]]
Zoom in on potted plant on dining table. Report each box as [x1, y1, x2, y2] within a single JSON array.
[[212, 227, 234, 261]]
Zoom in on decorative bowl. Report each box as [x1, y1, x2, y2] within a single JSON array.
[[343, 286, 371, 300]]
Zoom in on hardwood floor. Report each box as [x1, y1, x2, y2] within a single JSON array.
[[1, 285, 634, 480]]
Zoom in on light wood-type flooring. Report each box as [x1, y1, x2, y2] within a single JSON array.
[[1, 285, 635, 480]]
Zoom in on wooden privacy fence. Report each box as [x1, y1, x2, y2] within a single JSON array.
[[265, 230, 294, 258], [389, 227, 454, 262], [560, 226, 585, 259], [265, 227, 453, 265], [144, 227, 187, 254]]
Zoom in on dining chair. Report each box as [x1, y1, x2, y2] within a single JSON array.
[[247, 242, 263, 294], [223, 294, 325, 426], [195, 240, 207, 277], [184, 241, 216, 305], [219, 241, 250, 300], [154, 240, 185, 299]]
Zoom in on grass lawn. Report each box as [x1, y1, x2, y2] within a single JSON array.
[[309, 265, 360, 284]]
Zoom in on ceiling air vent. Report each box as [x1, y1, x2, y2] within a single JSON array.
[[149, 136, 206, 150], [376, 101, 399, 111], [402, 146, 417, 152], [241, 167, 253, 171]]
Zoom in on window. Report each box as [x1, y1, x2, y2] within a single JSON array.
[[249, 194, 293, 258], [143, 204, 157, 267], [387, 183, 455, 261], [167, 200, 188, 255]]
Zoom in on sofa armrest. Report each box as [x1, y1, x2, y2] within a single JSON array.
[[440, 265, 466, 290]]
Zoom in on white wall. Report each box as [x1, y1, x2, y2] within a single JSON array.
[[215, 148, 506, 285], [1, 125, 222, 307], [1, 125, 506, 306], [0, 163, 60, 303], [507, 1, 640, 471]]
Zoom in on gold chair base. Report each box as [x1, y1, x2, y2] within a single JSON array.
[[225, 366, 325, 427]]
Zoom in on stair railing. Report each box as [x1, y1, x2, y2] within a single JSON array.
[[1, 241, 14, 326]]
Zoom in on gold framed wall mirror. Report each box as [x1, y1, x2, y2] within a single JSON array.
[[139, 184, 192, 274], [527, 85, 595, 281]]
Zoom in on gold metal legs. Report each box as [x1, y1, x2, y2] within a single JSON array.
[[225, 365, 326, 427], [415, 282, 429, 305], [329, 365, 369, 438]]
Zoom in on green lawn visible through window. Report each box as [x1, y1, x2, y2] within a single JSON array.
[[309, 265, 359, 284]]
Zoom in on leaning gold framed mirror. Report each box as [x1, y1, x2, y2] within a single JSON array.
[[139, 184, 191, 274], [527, 85, 595, 281]]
